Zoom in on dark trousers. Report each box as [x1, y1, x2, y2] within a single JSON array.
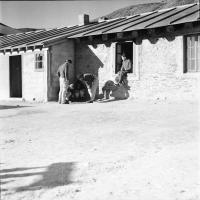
[[118, 70, 128, 84]]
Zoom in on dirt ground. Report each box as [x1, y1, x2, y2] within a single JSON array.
[[0, 99, 199, 200]]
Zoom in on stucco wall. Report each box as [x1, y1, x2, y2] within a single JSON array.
[[131, 37, 199, 100], [22, 50, 48, 102], [0, 55, 9, 99], [75, 43, 115, 91], [48, 39, 75, 101], [75, 36, 199, 100]]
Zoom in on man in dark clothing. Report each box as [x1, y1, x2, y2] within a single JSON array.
[[118, 53, 132, 85], [79, 73, 98, 103], [57, 59, 72, 104], [68, 79, 88, 102]]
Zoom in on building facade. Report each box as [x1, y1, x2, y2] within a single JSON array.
[[0, 3, 199, 102]]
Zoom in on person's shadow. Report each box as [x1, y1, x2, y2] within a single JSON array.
[[0, 105, 30, 110], [0, 162, 76, 192]]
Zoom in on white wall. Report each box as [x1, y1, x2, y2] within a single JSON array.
[[75, 36, 199, 101], [22, 50, 48, 102], [0, 55, 9, 99]]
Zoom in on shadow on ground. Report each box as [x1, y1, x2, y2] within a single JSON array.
[[0, 162, 77, 192], [0, 105, 31, 110], [97, 98, 127, 103]]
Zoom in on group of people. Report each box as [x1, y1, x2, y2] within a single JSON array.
[[57, 52, 131, 104], [57, 59, 98, 104]]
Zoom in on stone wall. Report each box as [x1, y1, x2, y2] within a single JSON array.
[[22, 50, 48, 102], [0, 55, 9, 99], [48, 39, 75, 101], [75, 36, 199, 101], [131, 37, 199, 100]]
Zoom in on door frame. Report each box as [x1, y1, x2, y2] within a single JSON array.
[[9, 55, 22, 98]]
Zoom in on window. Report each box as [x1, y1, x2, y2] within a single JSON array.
[[115, 42, 133, 74], [184, 35, 200, 73], [35, 53, 44, 70]]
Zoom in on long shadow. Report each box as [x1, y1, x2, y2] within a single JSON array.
[[0, 167, 42, 173], [97, 98, 127, 103], [0, 162, 76, 192], [0, 105, 30, 110]]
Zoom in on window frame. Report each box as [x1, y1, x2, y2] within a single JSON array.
[[183, 34, 200, 73], [34, 52, 44, 71], [115, 41, 134, 74]]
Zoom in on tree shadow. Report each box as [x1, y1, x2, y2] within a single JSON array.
[[0, 105, 31, 110], [0, 162, 77, 193]]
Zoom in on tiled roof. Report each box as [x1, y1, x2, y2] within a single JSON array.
[[0, 3, 199, 51]]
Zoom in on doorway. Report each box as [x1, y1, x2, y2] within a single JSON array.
[[115, 42, 133, 73], [9, 55, 22, 97]]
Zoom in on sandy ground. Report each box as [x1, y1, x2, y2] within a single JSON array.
[[0, 99, 199, 200]]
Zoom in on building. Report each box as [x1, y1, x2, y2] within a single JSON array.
[[0, 3, 199, 102]]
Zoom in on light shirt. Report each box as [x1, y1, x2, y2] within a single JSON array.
[[121, 59, 132, 71]]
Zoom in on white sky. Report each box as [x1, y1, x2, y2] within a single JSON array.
[[0, 0, 162, 29]]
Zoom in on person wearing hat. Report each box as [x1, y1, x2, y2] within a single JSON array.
[[118, 53, 132, 85], [57, 59, 72, 104]]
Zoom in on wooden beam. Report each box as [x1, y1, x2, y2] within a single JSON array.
[[102, 34, 108, 41], [140, 22, 199, 41], [134, 38, 143, 45], [166, 25, 175, 33], [0, 51, 4, 55], [27, 46, 35, 51], [184, 22, 193, 29], [92, 43, 98, 48], [147, 29, 156, 36], [105, 42, 111, 47], [34, 45, 43, 51], [0, 50, 6, 55], [148, 37, 159, 44], [13, 48, 19, 54], [5, 49, 11, 55], [131, 31, 138, 38], [19, 47, 26, 52], [165, 35, 175, 42], [88, 35, 93, 42], [116, 32, 123, 39]]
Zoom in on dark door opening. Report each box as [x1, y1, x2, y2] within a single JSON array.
[[115, 42, 133, 73], [9, 55, 22, 97]]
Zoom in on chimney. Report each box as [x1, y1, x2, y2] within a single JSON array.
[[78, 14, 90, 26]]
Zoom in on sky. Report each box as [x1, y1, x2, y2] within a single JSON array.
[[0, 0, 162, 29]]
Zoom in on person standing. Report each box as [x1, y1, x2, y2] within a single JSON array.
[[79, 73, 98, 103], [57, 59, 72, 104], [118, 53, 132, 85]]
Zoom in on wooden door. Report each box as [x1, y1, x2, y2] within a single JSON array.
[[9, 55, 22, 97]]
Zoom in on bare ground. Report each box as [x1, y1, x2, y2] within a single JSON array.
[[0, 99, 199, 200]]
